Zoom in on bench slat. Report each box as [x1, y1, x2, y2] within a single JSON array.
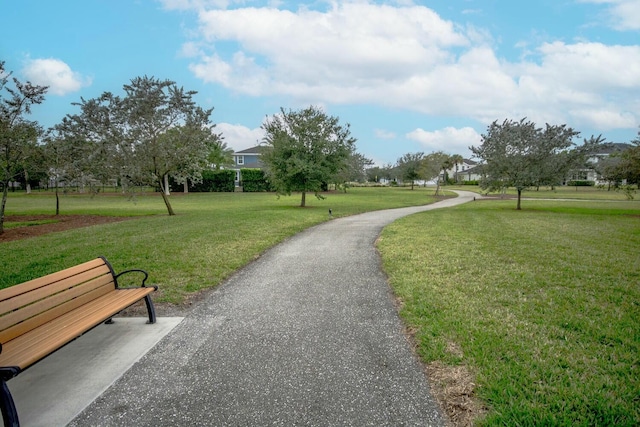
[[0, 264, 112, 318], [0, 259, 107, 303], [0, 287, 155, 371], [0, 278, 114, 343]]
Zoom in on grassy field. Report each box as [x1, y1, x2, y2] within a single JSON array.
[[451, 184, 637, 201], [4, 186, 638, 425], [0, 187, 440, 303], [378, 197, 640, 425]]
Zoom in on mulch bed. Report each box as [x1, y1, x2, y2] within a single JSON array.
[[0, 215, 134, 242]]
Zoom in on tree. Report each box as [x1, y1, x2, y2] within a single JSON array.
[[395, 152, 425, 190], [449, 154, 464, 183], [17, 142, 47, 193], [365, 166, 383, 183], [57, 76, 219, 215], [261, 106, 356, 207], [422, 151, 451, 195], [207, 139, 234, 170], [335, 151, 373, 190], [0, 61, 48, 234], [613, 128, 640, 185], [471, 118, 579, 210]]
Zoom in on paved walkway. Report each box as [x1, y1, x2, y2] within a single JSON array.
[[68, 191, 477, 426]]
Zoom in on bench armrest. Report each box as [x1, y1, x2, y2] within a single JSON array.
[[114, 269, 156, 289]]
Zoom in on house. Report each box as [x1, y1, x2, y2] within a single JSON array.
[[574, 143, 632, 184], [457, 164, 483, 182], [232, 145, 267, 186], [443, 159, 479, 183]]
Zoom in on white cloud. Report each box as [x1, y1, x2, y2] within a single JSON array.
[[216, 122, 264, 152], [160, 0, 230, 11], [175, 1, 639, 134], [190, 2, 468, 96], [179, 41, 202, 58], [374, 129, 397, 139], [579, 0, 640, 31], [22, 58, 91, 96], [569, 108, 637, 129], [406, 126, 482, 157], [509, 41, 640, 128]]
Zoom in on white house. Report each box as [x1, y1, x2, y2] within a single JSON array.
[[443, 159, 480, 183]]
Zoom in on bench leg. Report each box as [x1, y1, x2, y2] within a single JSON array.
[[0, 380, 19, 427], [144, 295, 157, 324]]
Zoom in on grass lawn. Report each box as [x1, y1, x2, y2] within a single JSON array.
[[378, 197, 640, 425], [4, 186, 638, 425], [0, 187, 441, 303], [451, 184, 638, 201]]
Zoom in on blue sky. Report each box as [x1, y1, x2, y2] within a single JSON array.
[[2, 0, 639, 166]]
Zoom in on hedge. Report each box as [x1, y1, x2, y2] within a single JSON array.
[[567, 180, 595, 187], [240, 168, 272, 192], [188, 169, 235, 192]]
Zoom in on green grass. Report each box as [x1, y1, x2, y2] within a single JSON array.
[[449, 184, 637, 201], [377, 198, 640, 425], [0, 187, 440, 303], [5, 186, 638, 424]]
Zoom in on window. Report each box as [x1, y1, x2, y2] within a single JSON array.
[[237, 155, 244, 165]]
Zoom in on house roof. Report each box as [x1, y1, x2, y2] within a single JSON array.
[[462, 165, 483, 174], [234, 145, 267, 155]]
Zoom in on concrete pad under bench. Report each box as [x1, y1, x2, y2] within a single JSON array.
[[8, 316, 184, 427]]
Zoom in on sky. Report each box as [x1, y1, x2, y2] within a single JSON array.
[[2, 0, 639, 166]]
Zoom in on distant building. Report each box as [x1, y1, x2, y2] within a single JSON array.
[[576, 143, 632, 184], [443, 159, 479, 183], [232, 145, 267, 186]]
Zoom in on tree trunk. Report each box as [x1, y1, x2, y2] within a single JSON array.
[[300, 191, 306, 207], [164, 175, 170, 196], [24, 169, 31, 194], [55, 183, 60, 215], [158, 176, 175, 215], [161, 191, 175, 215], [434, 180, 442, 196], [0, 180, 9, 234], [183, 181, 188, 193], [517, 188, 522, 210]]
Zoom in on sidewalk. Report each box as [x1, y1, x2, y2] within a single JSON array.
[[29, 191, 476, 426]]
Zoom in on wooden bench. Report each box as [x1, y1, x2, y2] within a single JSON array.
[[0, 256, 158, 427]]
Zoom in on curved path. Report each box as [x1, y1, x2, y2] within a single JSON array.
[[70, 191, 477, 426]]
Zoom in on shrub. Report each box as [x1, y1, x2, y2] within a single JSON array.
[[567, 180, 595, 187], [208, 170, 235, 192], [240, 168, 272, 192], [190, 170, 235, 192]]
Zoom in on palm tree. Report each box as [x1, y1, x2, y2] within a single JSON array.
[[450, 154, 464, 183]]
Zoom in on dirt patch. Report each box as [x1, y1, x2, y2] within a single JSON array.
[[398, 301, 486, 426], [0, 215, 134, 242], [426, 361, 487, 426]]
